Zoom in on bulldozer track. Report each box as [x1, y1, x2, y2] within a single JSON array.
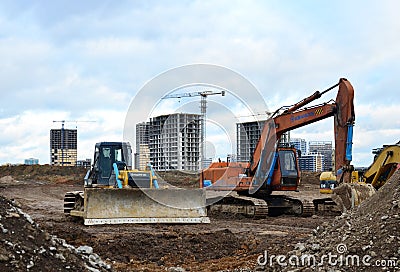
[[63, 191, 83, 215]]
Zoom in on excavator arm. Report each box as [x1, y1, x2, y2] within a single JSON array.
[[250, 78, 355, 187]]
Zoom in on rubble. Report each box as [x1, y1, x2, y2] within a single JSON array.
[[0, 195, 112, 272], [267, 170, 400, 272]]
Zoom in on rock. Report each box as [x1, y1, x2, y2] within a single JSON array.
[[7, 212, 20, 218], [85, 264, 100, 272], [55, 253, 66, 261], [26, 260, 34, 269], [381, 215, 389, 220], [0, 254, 9, 262], [362, 245, 370, 251], [168, 267, 186, 272], [294, 243, 306, 252], [78, 245, 94, 255], [311, 244, 320, 251], [49, 246, 57, 251], [89, 260, 99, 268]]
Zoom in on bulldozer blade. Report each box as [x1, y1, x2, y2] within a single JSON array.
[[332, 183, 376, 212], [79, 188, 210, 225]]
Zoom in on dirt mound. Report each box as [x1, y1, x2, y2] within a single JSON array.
[[156, 170, 200, 188], [0, 176, 15, 184], [0, 195, 111, 272], [301, 171, 321, 185], [0, 165, 87, 184], [264, 170, 400, 271]]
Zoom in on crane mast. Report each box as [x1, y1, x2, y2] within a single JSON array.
[[162, 90, 225, 169]]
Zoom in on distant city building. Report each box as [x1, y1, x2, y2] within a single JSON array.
[[76, 159, 91, 168], [135, 122, 150, 170], [136, 113, 201, 171], [236, 120, 266, 162], [298, 152, 324, 172], [290, 138, 307, 156], [24, 158, 39, 165], [50, 129, 77, 166], [136, 144, 150, 170], [308, 141, 333, 171]]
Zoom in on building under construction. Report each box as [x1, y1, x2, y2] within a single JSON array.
[[136, 113, 201, 171], [236, 120, 266, 162], [135, 122, 150, 170], [50, 129, 77, 166]]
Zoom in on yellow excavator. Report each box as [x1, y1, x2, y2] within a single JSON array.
[[63, 142, 209, 225], [326, 142, 400, 211]]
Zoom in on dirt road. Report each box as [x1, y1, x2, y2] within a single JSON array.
[[0, 171, 335, 271]]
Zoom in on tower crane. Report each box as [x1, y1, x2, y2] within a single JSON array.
[[52, 120, 96, 166], [161, 90, 226, 169]]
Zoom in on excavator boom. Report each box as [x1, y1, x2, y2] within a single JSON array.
[[251, 78, 355, 186]]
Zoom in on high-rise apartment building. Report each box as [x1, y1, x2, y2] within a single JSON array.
[[308, 141, 333, 171], [236, 120, 265, 162], [50, 129, 77, 166], [298, 152, 324, 172], [135, 122, 150, 170], [290, 138, 307, 156], [136, 113, 201, 171]]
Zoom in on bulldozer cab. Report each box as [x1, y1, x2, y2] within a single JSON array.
[[91, 142, 132, 186]]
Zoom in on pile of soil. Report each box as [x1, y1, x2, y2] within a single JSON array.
[[265, 170, 400, 271], [0, 165, 86, 184], [157, 170, 322, 188], [156, 170, 200, 188], [300, 171, 321, 185], [0, 195, 111, 272]]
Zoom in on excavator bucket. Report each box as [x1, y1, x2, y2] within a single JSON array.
[[331, 183, 376, 212], [70, 188, 210, 225]]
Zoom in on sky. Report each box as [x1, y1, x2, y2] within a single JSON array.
[[0, 0, 399, 167]]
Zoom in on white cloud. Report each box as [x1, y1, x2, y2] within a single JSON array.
[[0, 0, 399, 166]]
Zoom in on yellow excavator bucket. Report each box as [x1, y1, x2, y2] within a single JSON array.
[[70, 188, 210, 225]]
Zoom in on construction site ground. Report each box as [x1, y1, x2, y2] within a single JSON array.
[[0, 166, 364, 271]]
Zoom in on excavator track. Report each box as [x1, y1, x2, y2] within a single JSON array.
[[207, 193, 316, 218], [300, 200, 315, 217], [207, 193, 269, 219], [262, 195, 315, 217]]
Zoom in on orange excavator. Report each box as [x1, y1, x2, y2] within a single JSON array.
[[201, 78, 355, 217]]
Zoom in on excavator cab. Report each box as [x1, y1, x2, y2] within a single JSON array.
[[257, 146, 300, 193], [277, 148, 299, 187]]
